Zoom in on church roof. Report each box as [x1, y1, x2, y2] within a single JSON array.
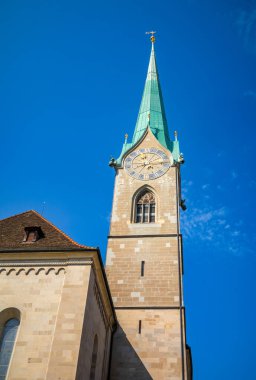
[[0, 210, 94, 251], [113, 37, 180, 167]]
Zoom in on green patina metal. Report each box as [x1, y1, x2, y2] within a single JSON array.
[[113, 42, 180, 167], [132, 43, 171, 149]]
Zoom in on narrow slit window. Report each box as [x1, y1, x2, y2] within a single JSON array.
[[138, 320, 142, 334], [135, 190, 155, 223], [141, 261, 145, 277], [89, 335, 98, 380]]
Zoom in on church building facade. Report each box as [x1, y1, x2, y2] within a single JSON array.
[[0, 36, 192, 380], [0, 210, 116, 379]]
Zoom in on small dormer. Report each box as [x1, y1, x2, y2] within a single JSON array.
[[23, 226, 44, 243]]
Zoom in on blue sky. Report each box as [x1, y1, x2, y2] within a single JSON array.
[[1, 0, 256, 378]]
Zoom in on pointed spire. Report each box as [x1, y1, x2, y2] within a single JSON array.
[[113, 36, 181, 167], [132, 34, 172, 150]]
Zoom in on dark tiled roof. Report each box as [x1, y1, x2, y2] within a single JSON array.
[[0, 210, 93, 251]]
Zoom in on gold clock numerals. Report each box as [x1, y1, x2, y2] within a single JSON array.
[[124, 148, 171, 180]]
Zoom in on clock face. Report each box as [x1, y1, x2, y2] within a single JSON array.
[[124, 147, 172, 180]]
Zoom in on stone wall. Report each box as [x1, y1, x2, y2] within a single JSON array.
[[106, 129, 187, 379], [75, 268, 112, 380], [106, 236, 180, 307], [108, 131, 178, 237], [110, 309, 182, 380], [0, 253, 115, 380], [0, 263, 67, 379], [46, 263, 91, 379]]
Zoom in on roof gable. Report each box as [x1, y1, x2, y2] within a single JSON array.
[[0, 210, 92, 251]]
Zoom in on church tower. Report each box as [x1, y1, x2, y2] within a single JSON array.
[[106, 35, 192, 380]]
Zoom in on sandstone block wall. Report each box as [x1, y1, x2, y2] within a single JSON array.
[[106, 236, 180, 307], [106, 130, 187, 379], [75, 269, 112, 380], [0, 254, 114, 380], [46, 264, 91, 379], [0, 265, 66, 380], [108, 131, 178, 237], [110, 309, 182, 380]]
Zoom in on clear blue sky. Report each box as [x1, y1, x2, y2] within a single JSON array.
[[1, 0, 255, 378]]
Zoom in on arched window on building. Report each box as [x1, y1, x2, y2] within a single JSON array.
[[0, 318, 20, 379], [89, 335, 98, 380], [135, 190, 156, 223]]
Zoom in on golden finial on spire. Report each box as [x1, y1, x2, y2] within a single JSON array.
[[146, 31, 156, 43], [124, 133, 128, 143]]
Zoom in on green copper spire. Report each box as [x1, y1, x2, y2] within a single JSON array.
[[111, 35, 181, 168], [132, 37, 172, 150]]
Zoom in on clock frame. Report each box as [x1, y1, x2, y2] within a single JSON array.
[[124, 147, 172, 180]]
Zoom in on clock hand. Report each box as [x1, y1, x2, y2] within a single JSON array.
[[137, 164, 146, 175], [150, 159, 169, 165], [148, 156, 158, 162], [148, 155, 158, 163], [146, 160, 162, 166]]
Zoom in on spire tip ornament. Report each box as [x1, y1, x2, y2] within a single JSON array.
[[146, 31, 156, 43]]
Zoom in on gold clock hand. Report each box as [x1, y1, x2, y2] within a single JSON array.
[[149, 156, 162, 163], [147, 160, 162, 165], [133, 163, 145, 168], [137, 164, 146, 175]]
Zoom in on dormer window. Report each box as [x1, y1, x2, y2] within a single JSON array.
[[23, 227, 43, 243]]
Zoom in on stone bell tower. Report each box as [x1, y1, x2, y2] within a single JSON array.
[[106, 34, 192, 380]]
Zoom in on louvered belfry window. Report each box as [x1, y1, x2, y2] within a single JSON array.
[[136, 191, 155, 223]]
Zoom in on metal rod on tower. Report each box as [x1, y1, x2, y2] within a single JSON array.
[[146, 30, 156, 43]]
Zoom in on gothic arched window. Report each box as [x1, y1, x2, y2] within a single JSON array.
[[135, 190, 156, 223], [0, 318, 20, 379], [89, 334, 98, 380]]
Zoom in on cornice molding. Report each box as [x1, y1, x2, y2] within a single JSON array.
[[0, 258, 93, 267]]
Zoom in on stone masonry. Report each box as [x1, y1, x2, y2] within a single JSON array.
[[106, 129, 189, 379], [0, 211, 116, 380]]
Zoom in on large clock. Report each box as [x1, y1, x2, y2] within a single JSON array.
[[124, 148, 172, 180]]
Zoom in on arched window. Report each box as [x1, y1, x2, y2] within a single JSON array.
[[0, 318, 20, 379], [135, 190, 155, 223], [89, 335, 98, 380]]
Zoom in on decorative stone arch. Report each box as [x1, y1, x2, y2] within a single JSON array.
[[25, 268, 35, 275], [16, 268, 26, 276], [45, 268, 55, 275], [0, 307, 21, 379], [35, 268, 46, 275], [0, 307, 21, 337], [132, 185, 157, 223], [89, 334, 98, 380], [6, 268, 16, 276], [56, 268, 65, 275]]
